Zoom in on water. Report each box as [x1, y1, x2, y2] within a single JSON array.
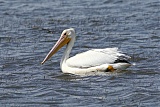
[[0, 0, 160, 106]]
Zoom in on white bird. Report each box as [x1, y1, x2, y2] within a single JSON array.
[[41, 28, 131, 75]]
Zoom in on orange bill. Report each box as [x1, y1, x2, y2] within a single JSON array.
[[41, 35, 71, 64]]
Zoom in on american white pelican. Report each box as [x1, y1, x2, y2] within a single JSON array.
[[41, 28, 131, 74]]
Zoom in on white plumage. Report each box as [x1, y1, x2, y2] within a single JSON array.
[[41, 28, 131, 75], [66, 48, 128, 68]]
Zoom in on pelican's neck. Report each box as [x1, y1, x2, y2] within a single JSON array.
[[60, 36, 75, 68]]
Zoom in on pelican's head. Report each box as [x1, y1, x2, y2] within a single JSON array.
[[41, 28, 75, 64]]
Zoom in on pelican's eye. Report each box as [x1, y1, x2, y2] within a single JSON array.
[[64, 33, 67, 36]]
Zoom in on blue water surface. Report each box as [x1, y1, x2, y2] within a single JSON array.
[[0, 0, 160, 106]]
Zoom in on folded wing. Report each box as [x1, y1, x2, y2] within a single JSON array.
[[66, 48, 130, 68]]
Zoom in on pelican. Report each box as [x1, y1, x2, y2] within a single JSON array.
[[41, 28, 131, 75]]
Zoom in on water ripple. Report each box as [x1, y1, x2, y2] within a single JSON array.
[[0, 0, 160, 106]]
